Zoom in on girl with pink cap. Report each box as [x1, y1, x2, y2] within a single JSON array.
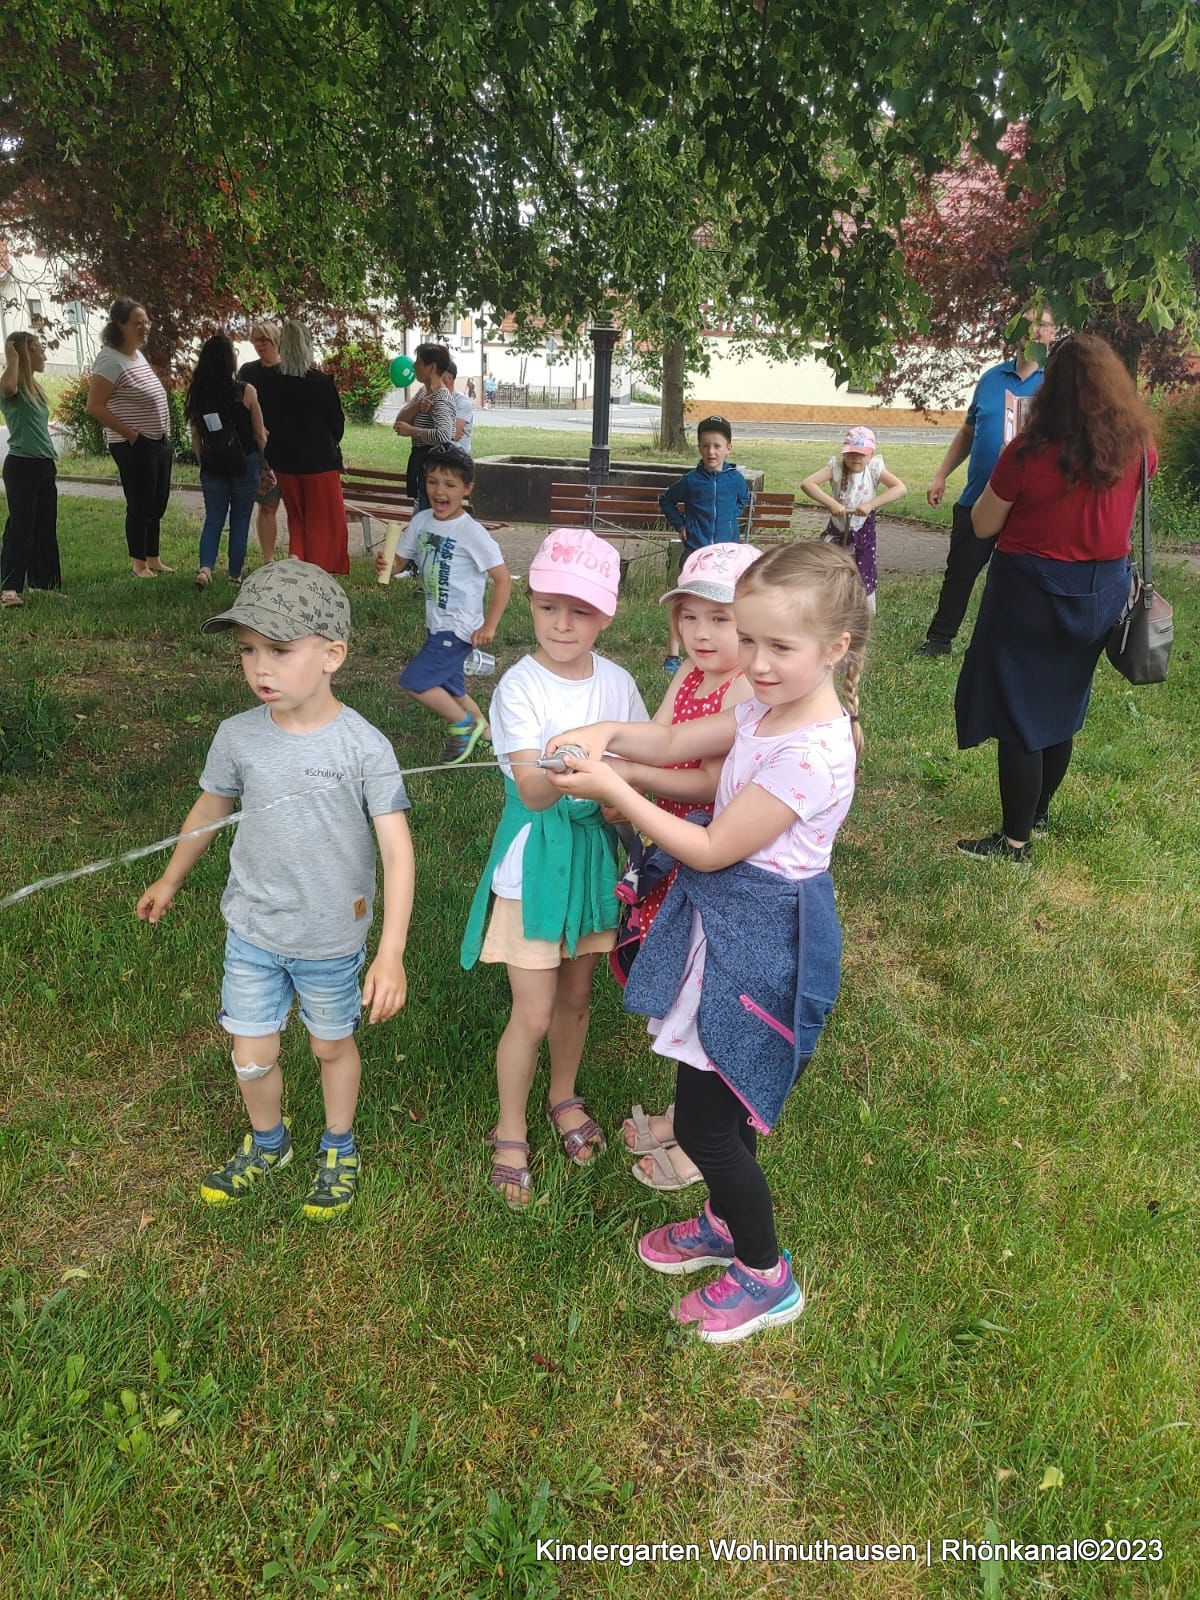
[[800, 426, 906, 611], [616, 542, 761, 1191], [459, 528, 648, 1206]]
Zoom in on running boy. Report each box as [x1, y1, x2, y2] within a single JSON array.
[[377, 444, 512, 763], [658, 416, 751, 673], [136, 561, 415, 1221]]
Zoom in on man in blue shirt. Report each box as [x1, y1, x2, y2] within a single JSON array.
[[917, 313, 1053, 655]]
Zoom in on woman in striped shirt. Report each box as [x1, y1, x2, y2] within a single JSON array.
[[392, 343, 457, 510], [86, 298, 174, 578]]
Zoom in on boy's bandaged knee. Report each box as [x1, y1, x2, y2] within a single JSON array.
[[232, 1049, 274, 1082]]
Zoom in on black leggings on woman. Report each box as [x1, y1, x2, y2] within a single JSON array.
[[998, 738, 1074, 841], [673, 1063, 778, 1270]]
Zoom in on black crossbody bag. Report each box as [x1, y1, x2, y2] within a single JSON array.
[[1106, 449, 1173, 685]]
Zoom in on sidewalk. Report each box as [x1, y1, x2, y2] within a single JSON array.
[[372, 397, 961, 445]]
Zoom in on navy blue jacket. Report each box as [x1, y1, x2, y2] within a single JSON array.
[[624, 859, 842, 1132], [659, 461, 751, 551]]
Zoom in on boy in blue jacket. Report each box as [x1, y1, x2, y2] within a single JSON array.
[[658, 415, 751, 671]]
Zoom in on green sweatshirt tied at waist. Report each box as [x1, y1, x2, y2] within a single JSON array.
[[460, 778, 620, 969]]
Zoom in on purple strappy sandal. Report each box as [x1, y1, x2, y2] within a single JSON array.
[[546, 1097, 606, 1166], [486, 1129, 531, 1207]]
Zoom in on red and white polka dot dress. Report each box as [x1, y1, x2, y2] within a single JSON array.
[[638, 667, 740, 936]]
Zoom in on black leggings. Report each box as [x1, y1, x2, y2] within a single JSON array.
[[998, 738, 1074, 841], [673, 1063, 778, 1270]]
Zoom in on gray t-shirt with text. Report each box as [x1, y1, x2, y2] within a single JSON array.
[[199, 704, 409, 959]]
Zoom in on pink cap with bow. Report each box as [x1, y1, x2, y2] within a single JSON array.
[[527, 528, 620, 617]]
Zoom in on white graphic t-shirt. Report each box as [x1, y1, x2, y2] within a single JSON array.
[[398, 510, 504, 642]]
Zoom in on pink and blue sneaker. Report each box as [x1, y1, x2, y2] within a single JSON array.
[[673, 1252, 805, 1344], [637, 1200, 736, 1276]]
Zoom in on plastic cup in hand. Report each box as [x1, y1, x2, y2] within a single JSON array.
[[464, 648, 496, 676], [377, 521, 404, 586]]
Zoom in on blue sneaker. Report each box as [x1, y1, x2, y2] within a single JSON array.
[[638, 1200, 735, 1275], [673, 1251, 805, 1344]]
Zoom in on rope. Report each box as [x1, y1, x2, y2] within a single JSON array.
[[0, 748, 590, 911]]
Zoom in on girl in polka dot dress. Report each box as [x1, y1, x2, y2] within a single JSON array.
[[608, 543, 760, 1190]]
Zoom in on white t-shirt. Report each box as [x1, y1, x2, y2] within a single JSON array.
[[397, 509, 504, 642], [91, 347, 171, 445], [825, 452, 886, 533], [488, 652, 649, 898]]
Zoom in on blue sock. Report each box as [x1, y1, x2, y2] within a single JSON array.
[[319, 1127, 355, 1158], [253, 1120, 286, 1153]]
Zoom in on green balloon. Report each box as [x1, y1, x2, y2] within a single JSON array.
[[389, 354, 416, 387]]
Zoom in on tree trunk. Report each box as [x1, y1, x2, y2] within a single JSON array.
[[1114, 336, 1141, 383], [659, 341, 687, 454]]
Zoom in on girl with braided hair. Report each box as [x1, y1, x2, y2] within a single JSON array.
[[546, 540, 869, 1343]]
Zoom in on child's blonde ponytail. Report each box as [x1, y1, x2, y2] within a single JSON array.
[[737, 540, 871, 759]]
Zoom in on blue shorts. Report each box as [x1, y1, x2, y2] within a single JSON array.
[[218, 930, 366, 1041], [398, 631, 472, 698]]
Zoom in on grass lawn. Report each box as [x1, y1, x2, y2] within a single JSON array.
[[2, 501, 1198, 1599], [53, 422, 958, 530]]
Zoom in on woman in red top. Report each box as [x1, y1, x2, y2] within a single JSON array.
[[954, 334, 1155, 860]]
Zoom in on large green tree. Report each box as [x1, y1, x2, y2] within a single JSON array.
[[3, 1, 1198, 383]]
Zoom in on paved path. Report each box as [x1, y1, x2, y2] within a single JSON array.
[[373, 397, 960, 445], [49, 478, 952, 576], [39, 477, 1200, 578]]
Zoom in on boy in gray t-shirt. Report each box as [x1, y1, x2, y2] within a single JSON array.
[[137, 561, 414, 1221]]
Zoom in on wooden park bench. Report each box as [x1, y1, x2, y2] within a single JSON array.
[[339, 465, 485, 555], [339, 465, 417, 555], [547, 479, 796, 580]]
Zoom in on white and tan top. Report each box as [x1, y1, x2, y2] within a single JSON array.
[[91, 347, 171, 444]]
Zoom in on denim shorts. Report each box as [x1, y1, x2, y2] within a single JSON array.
[[218, 930, 366, 1041], [398, 630, 473, 698]]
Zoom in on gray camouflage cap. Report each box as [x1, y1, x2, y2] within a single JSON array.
[[201, 560, 351, 643]]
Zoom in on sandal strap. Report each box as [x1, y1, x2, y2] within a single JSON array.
[[489, 1161, 531, 1190], [568, 1116, 603, 1144], [486, 1130, 530, 1154], [559, 1117, 604, 1155], [547, 1096, 585, 1121]]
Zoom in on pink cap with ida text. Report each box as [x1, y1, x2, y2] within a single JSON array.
[[527, 528, 620, 617]]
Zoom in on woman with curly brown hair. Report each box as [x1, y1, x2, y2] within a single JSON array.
[[954, 333, 1157, 861]]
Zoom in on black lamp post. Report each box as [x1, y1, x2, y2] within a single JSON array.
[[588, 310, 620, 485]]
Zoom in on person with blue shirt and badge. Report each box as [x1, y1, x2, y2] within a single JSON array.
[[916, 309, 1055, 656]]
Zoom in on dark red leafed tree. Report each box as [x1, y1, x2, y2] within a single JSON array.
[[882, 129, 1198, 410]]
